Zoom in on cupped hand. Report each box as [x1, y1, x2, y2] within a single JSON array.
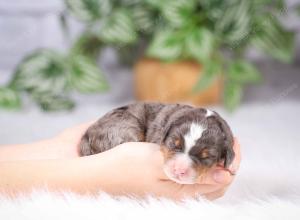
[[53, 121, 95, 157], [95, 139, 241, 200], [197, 138, 241, 200], [54, 122, 241, 200]]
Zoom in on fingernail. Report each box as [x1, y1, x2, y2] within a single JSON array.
[[213, 171, 229, 183], [229, 164, 238, 173]]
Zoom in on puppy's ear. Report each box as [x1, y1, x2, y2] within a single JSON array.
[[212, 111, 235, 167], [147, 120, 173, 145], [223, 146, 235, 168], [161, 122, 173, 144]]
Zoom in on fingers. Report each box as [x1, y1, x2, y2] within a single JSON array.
[[212, 169, 232, 184], [196, 168, 233, 185], [160, 171, 231, 200], [171, 180, 230, 201], [229, 137, 241, 173], [115, 139, 240, 201], [203, 187, 228, 201], [159, 180, 222, 200], [190, 138, 242, 200], [197, 137, 241, 185]]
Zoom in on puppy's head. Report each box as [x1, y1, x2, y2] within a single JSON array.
[[161, 108, 234, 184]]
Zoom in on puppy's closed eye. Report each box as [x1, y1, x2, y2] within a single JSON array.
[[199, 148, 210, 159], [172, 138, 183, 152], [199, 148, 218, 159], [190, 148, 219, 167]]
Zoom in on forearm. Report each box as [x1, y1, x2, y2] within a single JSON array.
[[0, 154, 115, 196], [0, 138, 79, 161]]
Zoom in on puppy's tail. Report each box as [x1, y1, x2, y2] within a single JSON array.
[[79, 134, 92, 156]]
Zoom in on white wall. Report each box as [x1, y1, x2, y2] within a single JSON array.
[[0, 0, 66, 72]]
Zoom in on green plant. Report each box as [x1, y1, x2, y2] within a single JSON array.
[[0, 0, 298, 111]]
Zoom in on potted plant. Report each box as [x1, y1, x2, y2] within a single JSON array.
[[0, 0, 297, 111]]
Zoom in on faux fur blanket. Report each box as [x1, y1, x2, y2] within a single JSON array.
[[0, 192, 299, 219], [1, 146, 299, 219]]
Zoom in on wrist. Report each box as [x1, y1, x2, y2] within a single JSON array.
[[74, 144, 158, 196]]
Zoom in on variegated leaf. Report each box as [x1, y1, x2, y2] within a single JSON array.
[[97, 9, 137, 44], [67, 55, 108, 93], [216, 0, 251, 44], [228, 60, 261, 84], [65, 0, 111, 22], [161, 0, 195, 27], [193, 60, 221, 92], [32, 93, 75, 111], [70, 32, 102, 58], [224, 82, 242, 111], [185, 28, 214, 62], [0, 87, 21, 109], [11, 49, 68, 96], [146, 29, 182, 60], [251, 16, 294, 63], [132, 5, 156, 33]]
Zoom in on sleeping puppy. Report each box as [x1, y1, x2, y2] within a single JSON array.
[[80, 102, 234, 184]]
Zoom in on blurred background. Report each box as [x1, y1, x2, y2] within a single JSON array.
[[0, 0, 299, 154], [0, 0, 300, 201]]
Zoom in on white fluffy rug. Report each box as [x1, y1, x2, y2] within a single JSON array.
[[1, 101, 300, 219], [0, 192, 299, 219]]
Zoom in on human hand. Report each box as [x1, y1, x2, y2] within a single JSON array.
[[53, 120, 240, 200], [0, 121, 95, 162], [53, 121, 95, 158], [196, 138, 241, 200], [93, 139, 241, 200]]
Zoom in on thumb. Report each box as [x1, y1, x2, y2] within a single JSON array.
[[197, 168, 232, 185]]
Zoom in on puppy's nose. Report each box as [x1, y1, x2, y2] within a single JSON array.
[[173, 166, 189, 177]]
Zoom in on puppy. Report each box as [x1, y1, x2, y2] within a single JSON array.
[[80, 102, 234, 184]]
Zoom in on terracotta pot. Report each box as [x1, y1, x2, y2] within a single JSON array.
[[133, 58, 222, 106]]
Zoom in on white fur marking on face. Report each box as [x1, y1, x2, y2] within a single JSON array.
[[175, 154, 193, 167], [163, 154, 197, 184], [184, 123, 205, 153], [206, 109, 214, 117]]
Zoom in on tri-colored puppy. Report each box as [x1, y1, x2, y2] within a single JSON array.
[[80, 102, 234, 184]]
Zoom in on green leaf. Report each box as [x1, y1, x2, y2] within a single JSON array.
[[32, 93, 75, 111], [67, 55, 108, 93], [70, 32, 102, 58], [97, 9, 137, 44], [161, 0, 196, 27], [274, 0, 286, 12], [185, 28, 214, 62], [228, 60, 262, 84], [65, 0, 110, 22], [253, 0, 286, 12], [0, 87, 21, 109], [131, 5, 156, 34], [146, 29, 182, 61], [251, 16, 295, 63], [144, 0, 165, 8], [215, 0, 251, 44], [10, 49, 68, 96], [192, 60, 221, 92], [224, 82, 242, 111]]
